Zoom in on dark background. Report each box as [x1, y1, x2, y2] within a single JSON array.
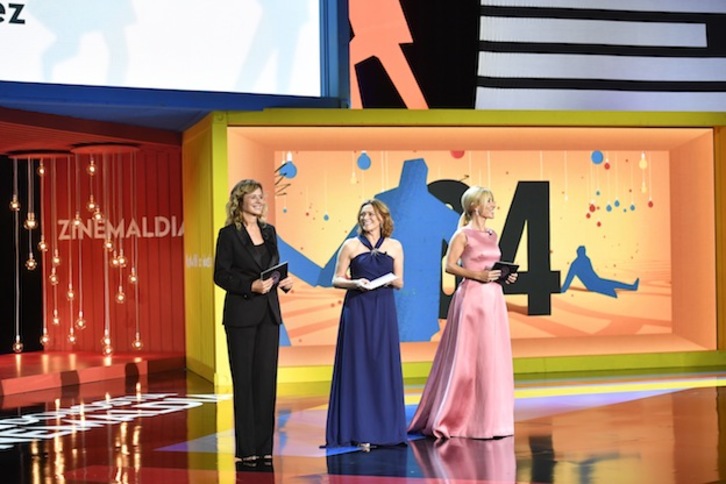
[[0, 156, 43, 355]]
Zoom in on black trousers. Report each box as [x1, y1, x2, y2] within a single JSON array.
[[225, 313, 280, 458]]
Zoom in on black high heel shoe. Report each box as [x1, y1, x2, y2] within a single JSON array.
[[235, 455, 259, 465]]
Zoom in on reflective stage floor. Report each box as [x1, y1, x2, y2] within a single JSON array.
[[1, 368, 725, 483]]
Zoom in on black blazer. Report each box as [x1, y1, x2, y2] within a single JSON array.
[[213, 222, 283, 327]]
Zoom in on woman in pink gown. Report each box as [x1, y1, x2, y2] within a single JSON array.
[[409, 186, 517, 439]]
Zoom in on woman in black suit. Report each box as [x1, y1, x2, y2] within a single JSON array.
[[213, 179, 293, 464]]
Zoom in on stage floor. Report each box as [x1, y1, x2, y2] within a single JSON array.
[[0, 364, 725, 483]]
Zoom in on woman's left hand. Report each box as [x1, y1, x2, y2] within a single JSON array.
[[505, 273, 518, 284], [279, 276, 294, 291]]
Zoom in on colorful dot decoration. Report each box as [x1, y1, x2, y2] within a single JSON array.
[[357, 151, 371, 170], [280, 162, 297, 178]]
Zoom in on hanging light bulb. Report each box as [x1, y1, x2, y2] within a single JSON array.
[[101, 334, 111, 347], [117, 251, 128, 268], [37, 161, 46, 177], [9, 195, 20, 211], [132, 338, 144, 351], [66, 285, 75, 301], [38, 236, 48, 252], [86, 158, 97, 176], [51, 250, 61, 266], [49, 269, 59, 285], [24, 213, 37, 230], [104, 239, 114, 251], [67, 333, 77, 345], [102, 345, 114, 357], [93, 209, 103, 221], [72, 211, 82, 227], [128, 268, 138, 284], [110, 252, 120, 268], [356, 150, 372, 170], [12, 337, 23, 354], [25, 255, 37, 271], [86, 195, 97, 212], [115, 286, 126, 304], [76, 311, 86, 329], [52, 309, 60, 325], [40, 332, 50, 346]]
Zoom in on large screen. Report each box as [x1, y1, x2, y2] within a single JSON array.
[[0, 0, 321, 97]]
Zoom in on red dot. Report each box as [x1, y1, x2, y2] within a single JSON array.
[[589, 204, 596, 212], [586, 213, 591, 219], [604, 163, 611, 170], [450, 150, 465, 159], [648, 200, 654, 207], [597, 221, 602, 227]]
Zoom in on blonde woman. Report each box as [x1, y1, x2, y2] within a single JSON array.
[[409, 186, 517, 439]]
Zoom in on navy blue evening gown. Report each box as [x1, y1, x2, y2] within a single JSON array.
[[324, 236, 407, 447]]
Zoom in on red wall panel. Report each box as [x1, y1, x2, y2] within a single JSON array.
[[38, 148, 184, 354]]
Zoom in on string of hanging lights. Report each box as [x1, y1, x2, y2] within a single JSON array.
[[6, 144, 143, 355]]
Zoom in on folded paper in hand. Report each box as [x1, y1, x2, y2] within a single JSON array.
[[261, 261, 288, 286], [492, 261, 518, 283], [364, 272, 397, 290]]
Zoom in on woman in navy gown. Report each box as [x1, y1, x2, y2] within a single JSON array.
[[324, 199, 407, 450]]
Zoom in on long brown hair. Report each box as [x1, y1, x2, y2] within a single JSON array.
[[225, 179, 266, 228], [357, 199, 394, 238]]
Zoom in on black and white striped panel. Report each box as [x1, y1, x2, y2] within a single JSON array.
[[476, 0, 726, 111]]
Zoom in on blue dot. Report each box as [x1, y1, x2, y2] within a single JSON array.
[[591, 150, 604, 165], [606, 205, 612, 212], [280, 162, 297, 179], [630, 204, 636, 211], [323, 213, 329, 221], [283, 207, 288, 213], [357, 152, 371, 170], [614, 200, 620, 207], [596, 190, 601, 196]]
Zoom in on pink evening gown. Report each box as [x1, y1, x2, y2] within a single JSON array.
[[409, 227, 514, 439]]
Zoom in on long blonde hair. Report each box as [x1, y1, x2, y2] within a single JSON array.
[[459, 186, 493, 227], [225, 179, 267, 228], [357, 199, 394, 238]]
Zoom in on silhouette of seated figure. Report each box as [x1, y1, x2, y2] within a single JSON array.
[[560, 245, 639, 298]]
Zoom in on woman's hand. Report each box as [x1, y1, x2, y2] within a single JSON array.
[[251, 278, 275, 294], [505, 272, 518, 284], [279, 276, 294, 291], [354, 278, 371, 291], [478, 269, 501, 283]]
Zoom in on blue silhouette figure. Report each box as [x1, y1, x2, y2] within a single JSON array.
[[279, 158, 460, 343], [560, 246, 639, 298]]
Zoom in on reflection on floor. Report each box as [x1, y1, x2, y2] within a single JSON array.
[[1, 369, 725, 483]]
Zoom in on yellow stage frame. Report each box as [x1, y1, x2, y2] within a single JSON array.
[[182, 109, 726, 388]]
